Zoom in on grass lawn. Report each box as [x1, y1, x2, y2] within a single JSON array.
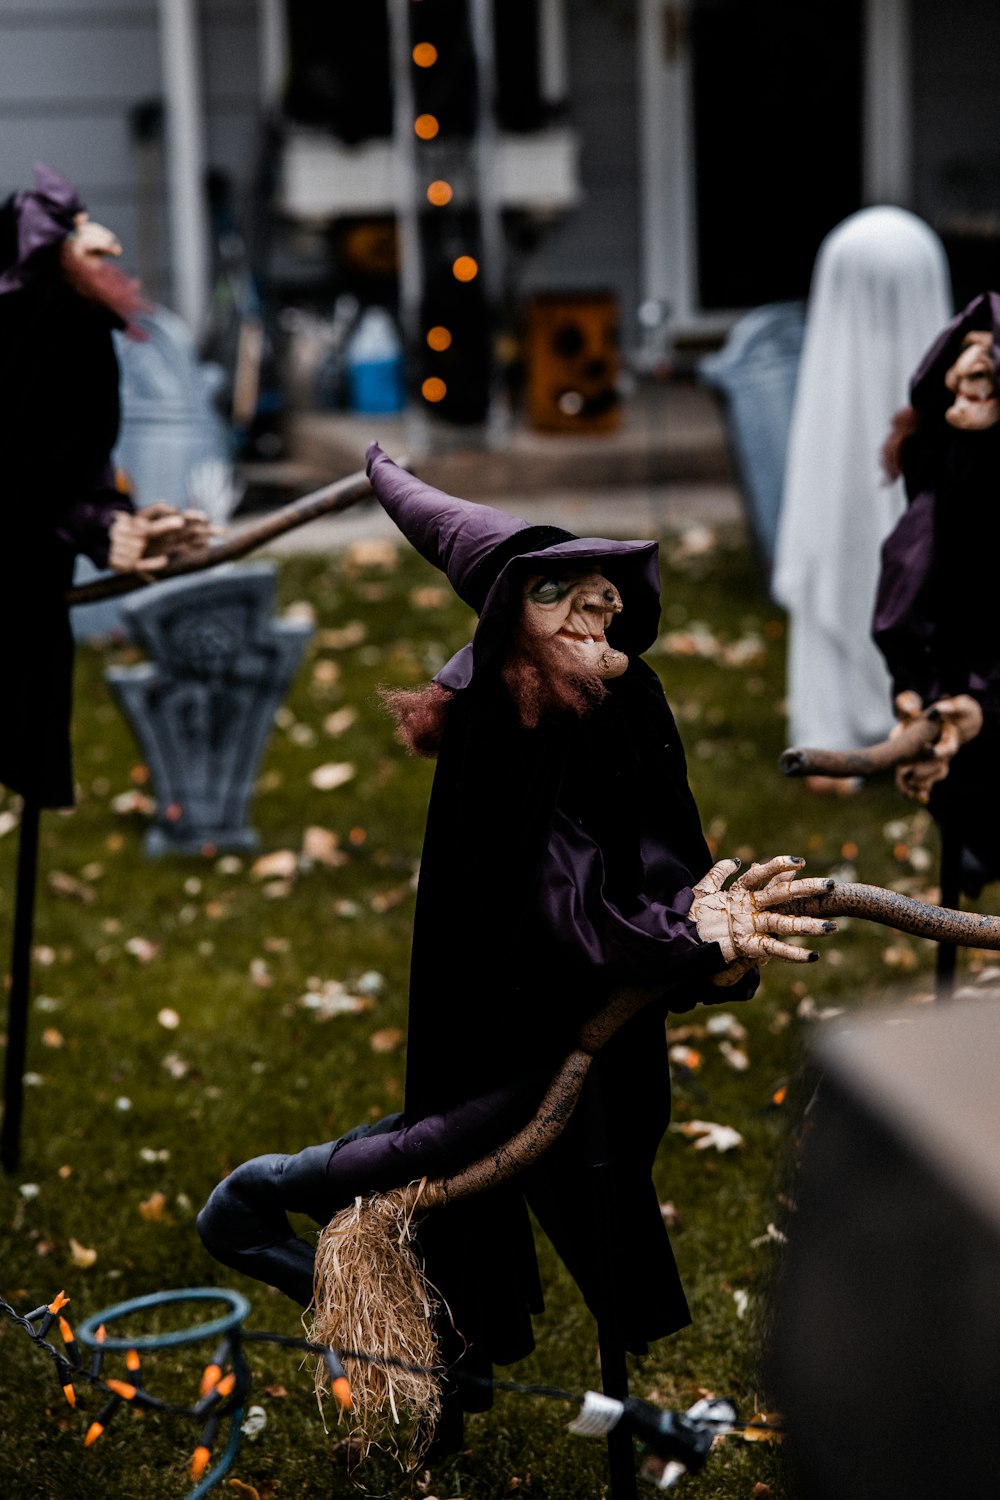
[[0, 520, 957, 1499]]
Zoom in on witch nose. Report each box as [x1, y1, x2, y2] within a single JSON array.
[[579, 579, 622, 612]]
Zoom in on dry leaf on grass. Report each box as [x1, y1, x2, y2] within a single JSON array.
[[48, 871, 97, 904], [323, 706, 358, 737], [370, 1027, 404, 1054], [139, 1191, 168, 1221], [69, 1237, 97, 1268], [125, 936, 159, 963], [250, 849, 298, 881], [670, 1120, 745, 1152], [309, 762, 356, 792]]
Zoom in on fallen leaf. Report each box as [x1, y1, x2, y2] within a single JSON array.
[[157, 1008, 181, 1030], [48, 871, 97, 904], [750, 1222, 788, 1248], [323, 706, 359, 738], [299, 983, 371, 1020], [342, 539, 398, 572], [227, 1480, 261, 1499], [283, 599, 317, 625], [263, 1383, 288, 1398], [318, 620, 368, 650], [139, 1191, 167, 1221], [312, 658, 341, 690], [0, 809, 20, 838], [719, 1040, 750, 1072], [668, 1045, 702, 1072], [302, 826, 348, 868], [370, 1027, 405, 1054], [69, 1237, 98, 1268], [704, 1012, 748, 1042], [310, 762, 356, 792], [733, 1289, 750, 1319], [41, 1028, 64, 1049], [250, 849, 298, 881], [670, 1120, 745, 1153], [125, 936, 159, 963], [250, 959, 273, 989], [410, 585, 449, 610], [370, 886, 409, 913], [659, 1201, 683, 1230]]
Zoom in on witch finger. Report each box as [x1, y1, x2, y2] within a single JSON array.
[[754, 875, 836, 909], [753, 935, 819, 964], [756, 912, 837, 938], [692, 858, 741, 897], [735, 856, 806, 892]]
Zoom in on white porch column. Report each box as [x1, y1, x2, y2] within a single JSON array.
[[864, 0, 913, 206], [637, 0, 697, 329], [258, 0, 288, 108], [157, 0, 211, 336]]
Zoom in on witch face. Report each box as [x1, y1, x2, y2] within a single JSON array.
[[944, 331, 1000, 431], [520, 570, 628, 680]]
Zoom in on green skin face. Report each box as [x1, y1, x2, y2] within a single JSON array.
[[521, 571, 629, 680]]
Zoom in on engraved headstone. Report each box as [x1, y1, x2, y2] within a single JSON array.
[[106, 564, 311, 855]]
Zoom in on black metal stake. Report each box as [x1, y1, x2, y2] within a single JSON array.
[[936, 814, 961, 1001], [2, 798, 41, 1173], [583, 1058, 639, 1500]]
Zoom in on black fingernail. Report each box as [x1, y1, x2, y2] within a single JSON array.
[[824, 879, 835, 890], [808, 951, 820, 962], [822, 922, 837, 933], [731, 856, 741, 868], [792, 856, 805, 865]]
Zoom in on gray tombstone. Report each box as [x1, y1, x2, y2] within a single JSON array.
[[105, 564, 311, 856], [699, 300, 805, 583]]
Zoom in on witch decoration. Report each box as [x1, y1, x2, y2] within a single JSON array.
[[197, 443, 839, 1463], [0, 163, 212, 808], [874, 291, 1000, 896]]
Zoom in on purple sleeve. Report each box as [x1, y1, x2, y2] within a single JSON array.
[[53, 465, 133, 567], [872, 491, 941, 704], [535, 812, 757, 1006], [324, 1081, 541, 1198]]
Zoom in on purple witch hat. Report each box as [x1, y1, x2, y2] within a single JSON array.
[[365, 442, 662, 689], [0, 164, 86, 296]]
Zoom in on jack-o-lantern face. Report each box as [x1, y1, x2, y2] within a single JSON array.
[[520, 570, 628, 680], [526, 294, 622, 434], [944, 330, 1000, 431]]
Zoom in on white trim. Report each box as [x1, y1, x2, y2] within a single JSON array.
[[539, 0, 569, 103], [257, 0, 288, 108], [863, 0, 912, 205], [157, 0, 210, 336], [637, 0, 698, 330]]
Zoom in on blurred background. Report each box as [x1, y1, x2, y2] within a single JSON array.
[[1, 0, 998, 506]]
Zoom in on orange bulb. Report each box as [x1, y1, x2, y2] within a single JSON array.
[[422, 377, 447, 403], [414, 113, 439, 141], [412, 42, 438, 67], [426, 325, 452, 352], [426, 179, 453, 207], [452, 255, 479, 283]]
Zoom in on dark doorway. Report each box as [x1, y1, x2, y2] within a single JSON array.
[[690, 0, 864, 309]]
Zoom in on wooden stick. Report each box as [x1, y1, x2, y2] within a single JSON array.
[[65, 464, 389, 608], [784, 880, 1000, 948], [778, 712, 940, 779]]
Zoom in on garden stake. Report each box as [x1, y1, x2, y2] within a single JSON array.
[[1, 797, 41, 1173]]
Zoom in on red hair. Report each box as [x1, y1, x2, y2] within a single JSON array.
[[881, 403, 921, 482]]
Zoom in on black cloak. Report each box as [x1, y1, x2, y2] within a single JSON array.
[[0, 166, 131, 807]]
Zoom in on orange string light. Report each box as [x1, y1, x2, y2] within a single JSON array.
[[414, 113, 439, 141], [426, 326, 452, 352], [412, 42, 438, 67], [422, 377, 447, 403], [427, 179, 453, 207], [452, 255, 479, 283]]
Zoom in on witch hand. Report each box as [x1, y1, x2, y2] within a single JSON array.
[[108, 504, 219, 578], [690, 855, 837, 982], [893, 692, 983, 803]]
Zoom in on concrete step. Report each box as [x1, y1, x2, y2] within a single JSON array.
[[277, 379, 734, 502]]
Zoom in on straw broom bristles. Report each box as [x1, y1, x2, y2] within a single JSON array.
[[308, 1180, 447, 1467]]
